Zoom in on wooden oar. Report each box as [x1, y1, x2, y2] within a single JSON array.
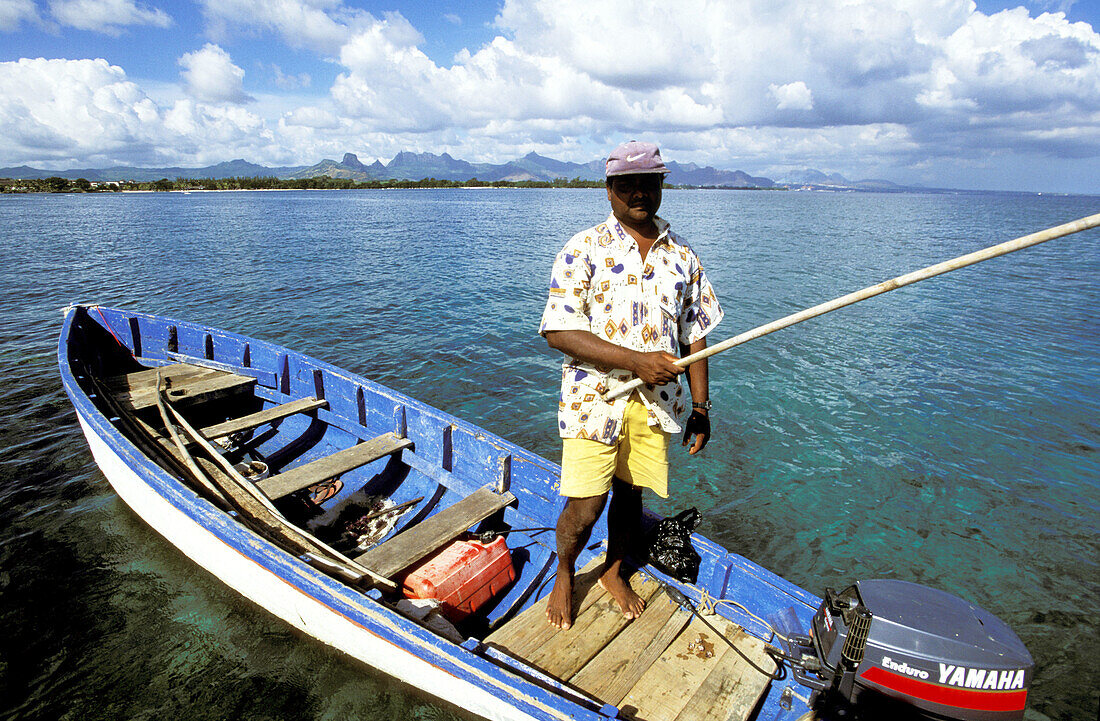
[[605, 212, 1100, 401]]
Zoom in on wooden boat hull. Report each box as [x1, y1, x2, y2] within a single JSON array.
[[59, 304, 820, 721]]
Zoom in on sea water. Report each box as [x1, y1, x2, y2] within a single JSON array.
[[0, 188, 1095, 720]]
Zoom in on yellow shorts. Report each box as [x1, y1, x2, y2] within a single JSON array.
[[559, 398, 671, 498]]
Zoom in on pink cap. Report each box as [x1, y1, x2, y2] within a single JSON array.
[[605, 140, 670, 177]]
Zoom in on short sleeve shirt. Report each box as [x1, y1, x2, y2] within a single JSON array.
[[539, 213, 723, 444]]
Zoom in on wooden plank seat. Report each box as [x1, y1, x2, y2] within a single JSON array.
[[198, 397, 329, 440], [256, 432, 414, 500], [353, 485, 516, 578], [107, 362, 256, 411], [107, 361, 208, 389]]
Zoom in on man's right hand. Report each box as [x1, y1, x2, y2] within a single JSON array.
[[630, 351, 683, 386], [545, 330, 683, 386]]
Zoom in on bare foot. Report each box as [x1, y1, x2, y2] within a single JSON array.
[[546, 571, 573, 630], [598, 570, 645, 620]]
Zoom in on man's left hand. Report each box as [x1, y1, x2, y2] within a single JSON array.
[[682, 410, 710, 455]]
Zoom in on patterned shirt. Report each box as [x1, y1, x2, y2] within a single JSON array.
[[539, 213, 723, 444]]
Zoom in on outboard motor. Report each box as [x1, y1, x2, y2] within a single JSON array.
[[783, 580, 1033, 720]]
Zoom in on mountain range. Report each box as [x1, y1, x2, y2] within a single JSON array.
[[0, 151, 906, 191]]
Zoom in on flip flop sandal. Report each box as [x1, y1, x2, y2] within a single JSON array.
[[308, 478, 343, 504]]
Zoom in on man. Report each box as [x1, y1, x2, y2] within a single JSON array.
[[538, 140, 723, 630]]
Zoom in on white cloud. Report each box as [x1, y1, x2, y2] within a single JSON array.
[[1, 0, 1097, 191], [497, 0, 715, 92], [179, 44, 253, 104], [199, 0, 377, 55], [920, 8, 1100, 115], [180, 0, 1100, 178], [1031, 0, 1078, 15], [324, 0, 935, 139], [0, 58, 160, 163], [910, 7, 1100, 162], [270, 64, 311, 90], [283, 105, 340, 129], [163, 99, 268, 148], [0, 57, 273, 167], [770, 82, 814, 111], [0, 0, 39, 31], [48, 0, 170, 34]]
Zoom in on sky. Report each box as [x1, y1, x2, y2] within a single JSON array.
[[1, 0, 1098, 193]]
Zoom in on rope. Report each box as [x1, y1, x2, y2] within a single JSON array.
[[473, 526, 555, 543], [659, 581, 789, 681], [93, 305, 125, 348], [713, 598, 790, 645]]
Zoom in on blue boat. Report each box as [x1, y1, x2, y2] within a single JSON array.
[[59, 304, 1032, 721]]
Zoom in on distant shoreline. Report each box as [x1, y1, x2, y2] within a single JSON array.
[[1, 175, 1083, 197], [1, 175, 791, 194]]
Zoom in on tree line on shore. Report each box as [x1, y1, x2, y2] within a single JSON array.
[[1, 174, 786, 193], [0, 175, 611, 193]]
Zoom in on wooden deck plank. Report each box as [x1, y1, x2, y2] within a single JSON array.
[[570, 593, 691, 705], [672, 626, 775, 721], [483, 557, 608, 659], [353, 486, 515, 578], [256, 432, 413, 500], [524, 573, 662, 680], [618, 617, 740, 721], [199, 397, 328, 440]]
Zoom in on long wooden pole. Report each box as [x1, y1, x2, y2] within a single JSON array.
[[605, 212, 1100, 401]]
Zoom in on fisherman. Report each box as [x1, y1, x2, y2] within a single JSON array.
[[538, 140, 723, 629]]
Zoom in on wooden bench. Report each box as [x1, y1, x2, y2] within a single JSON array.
[[199, 397, 328, 440], [256, 432, 414, 500], [354, 485, 515, 578], [108, 362, 256, 411]]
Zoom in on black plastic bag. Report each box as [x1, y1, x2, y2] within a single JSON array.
[[647, 508, 702, 583]]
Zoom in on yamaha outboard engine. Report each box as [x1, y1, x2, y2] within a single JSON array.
[[783, 580, 1033, 720]]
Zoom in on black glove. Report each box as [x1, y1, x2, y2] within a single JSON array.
[[681, 410, 710, 452]]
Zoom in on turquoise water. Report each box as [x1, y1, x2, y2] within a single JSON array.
[[0, 189, 1096, 720]]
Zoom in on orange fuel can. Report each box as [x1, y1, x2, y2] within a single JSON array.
[[402, 536, 516, 621]]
